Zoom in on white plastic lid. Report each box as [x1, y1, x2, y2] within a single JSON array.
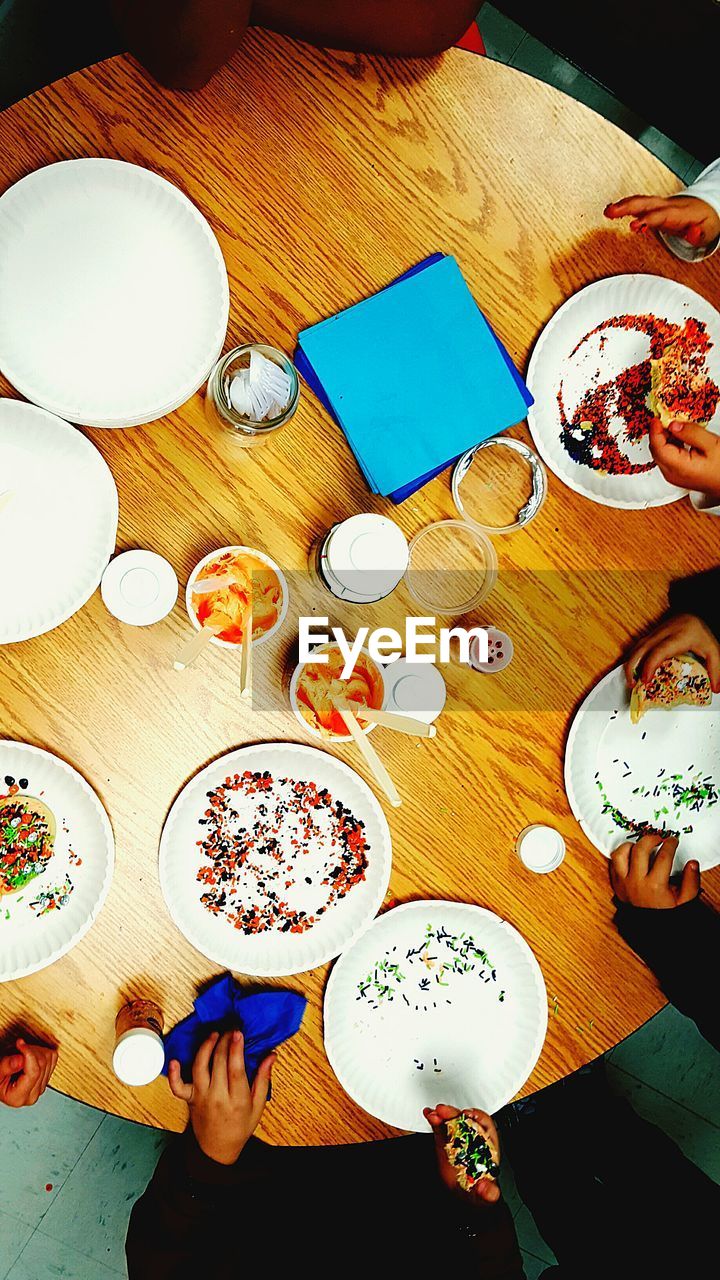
[[112, 1027, 165, 1086], [323, 515, 409, 603], [517, 825, 566, 874], [381, 658, 447, 724], [101, 550, 178, 626]]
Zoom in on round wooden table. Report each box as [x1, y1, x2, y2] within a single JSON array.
[[1, 31, 718, 1143]]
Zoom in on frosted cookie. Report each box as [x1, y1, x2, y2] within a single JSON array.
[[0, 795, 56, 895], [630, 653, 712, 725], [444, 1113, 499, 1192]]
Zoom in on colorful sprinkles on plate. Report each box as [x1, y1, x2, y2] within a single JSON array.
[[596, 763, 719, 840], [30, 876, 74, 917], [196, 769, 369, 935], [356, 923, 505, 1011], [558, 314, 719, 475]]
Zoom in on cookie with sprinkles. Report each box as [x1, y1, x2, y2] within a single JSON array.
[[444, 1113, 499, 1191], [0, 794, 56, 895], [630, 654, 712, 725]]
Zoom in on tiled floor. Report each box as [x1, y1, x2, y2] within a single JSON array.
[[1, 1003, 717, 1278], [0, 7, 716, 1279]]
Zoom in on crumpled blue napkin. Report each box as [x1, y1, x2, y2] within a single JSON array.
[[163, 973, 306, 1084]]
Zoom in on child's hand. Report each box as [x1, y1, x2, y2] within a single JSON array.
[[604, 195, 720, 248], [610, 834, 700, 909], [168, 1030, 275, 1166], [649, 418, 720, 501], [0, 1038, 58, 1107], [424, 1104, 501, 1204], [625, 612, 720, 692]]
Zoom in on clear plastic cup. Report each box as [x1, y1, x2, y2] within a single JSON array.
[[405, 520, 497, 616]]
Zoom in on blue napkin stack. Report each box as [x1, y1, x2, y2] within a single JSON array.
[[163, 973, 306, 1084], [295, 253, 533, 502]]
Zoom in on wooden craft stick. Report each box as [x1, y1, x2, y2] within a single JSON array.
[[354, 704, 436, 738], [240, 604, 253, 701], [333, 698, 402, 808], [190, 574, 235, 595], [173, 625, 219, 671]]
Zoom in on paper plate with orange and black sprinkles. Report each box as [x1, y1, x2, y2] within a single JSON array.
[[527, 274, 720, 508], [159, 743, 392, 976], [0, 741, 114, 981]]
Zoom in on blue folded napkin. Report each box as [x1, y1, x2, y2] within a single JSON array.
[[295, 253, 532, 501], [163, 973, 306, 1084]]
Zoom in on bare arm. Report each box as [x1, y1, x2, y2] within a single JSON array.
[[253, 0, 481, 57], [112, 0, 251, 90]]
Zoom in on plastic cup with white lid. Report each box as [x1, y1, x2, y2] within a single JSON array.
[[516, 824, 566, 874], [112, 1027, 165, 1086], [319, 513, 409, 604], [404, 520, 497, 616]]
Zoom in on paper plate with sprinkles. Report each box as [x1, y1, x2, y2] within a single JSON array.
[[324, 901, 547, 1131], [527, 274, 720, 508], [159, 743, 392, 977], [566, 666, 720, 870], [0, 742, 114, 981]]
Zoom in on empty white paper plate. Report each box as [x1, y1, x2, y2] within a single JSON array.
[[0, 742, 114, 981], [0, 400, 118, 643], [0, 159, 229, 427], [324, 900, 547, 1130], [565, 665, 720, 871], [159, 743, 392, 976], [527, 275, 720, 508]]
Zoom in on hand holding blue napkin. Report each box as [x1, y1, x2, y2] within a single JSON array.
[[163, 973, 306, 1083]]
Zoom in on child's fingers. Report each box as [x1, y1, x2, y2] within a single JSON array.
[[192, 1031, 219, 1092], [630, 206, 696, 234], [227, 1030, 249, 1094], [250, 1053, 276, 1128], [665, 421, 714, 455], [677, 859, 701, 905], [604, 196, 669, 219], [168, 1060, 193, 1102], [0, 1054, 24, 1079], [474, 1179, 501, 1204], [648, 836, 678, 884]]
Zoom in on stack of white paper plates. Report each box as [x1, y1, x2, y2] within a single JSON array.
[[0, 400, 118, 643], [0, 159, 229, 427], [324, 900, 547, 1130]]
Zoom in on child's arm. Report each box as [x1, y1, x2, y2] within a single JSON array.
[[0, 1038, 58, 1107], [604, 157, 720, 262], [649, 418, 720, 512]]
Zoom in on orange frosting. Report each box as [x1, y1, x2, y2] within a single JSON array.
[[191, 551, 282, 644], [295, 647, 384, 737]]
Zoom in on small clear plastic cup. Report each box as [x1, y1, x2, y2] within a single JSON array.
[[405, 520, 497, 616]]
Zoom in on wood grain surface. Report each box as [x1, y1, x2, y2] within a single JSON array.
[[0, 31, 718, 1143]]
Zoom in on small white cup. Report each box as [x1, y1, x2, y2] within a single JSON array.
[[516, 824, 566, 874], [112, 1027, 165, 1087]]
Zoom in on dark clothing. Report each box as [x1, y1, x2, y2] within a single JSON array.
[[499, 1061, 720, 1280], [614, 566, 720, 1053], [126, 1130, 525, 1280], [616, 898, 720, 1051], [668, 566, 720, 638]]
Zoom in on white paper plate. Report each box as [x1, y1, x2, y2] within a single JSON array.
[[565, 666, 720, 871], [0, 159, 229, 427], [0, 742, 114, 981], [324, 900, 547, 1130], [0, 400, 118, 643], [527, 275, 720, 508], [159, 743, 392, 977]]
